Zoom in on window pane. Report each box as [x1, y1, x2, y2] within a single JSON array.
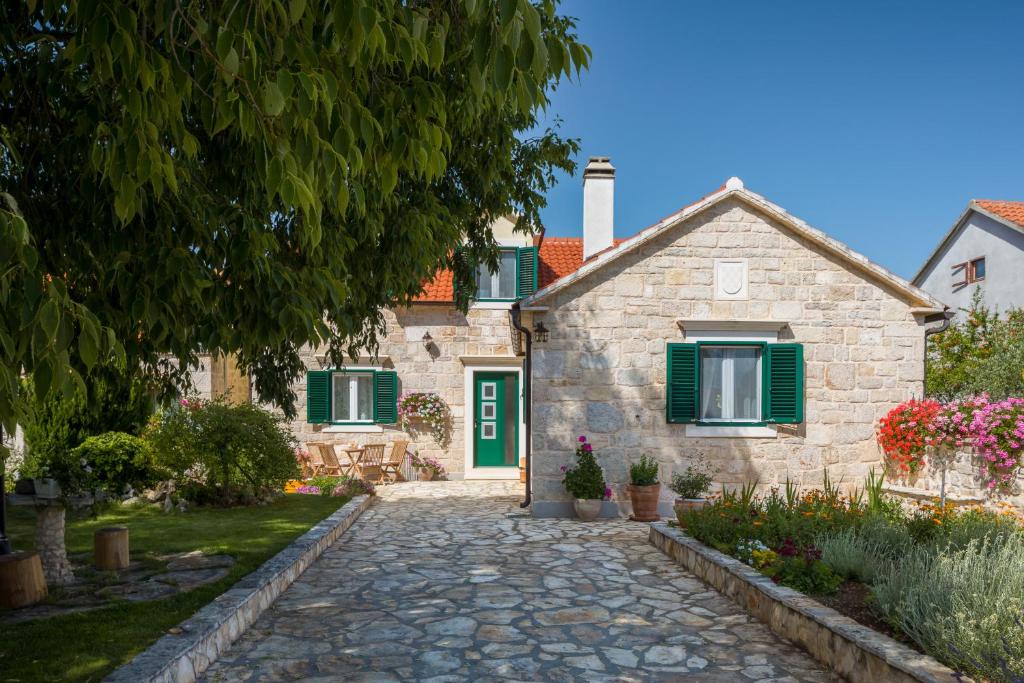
[[332, 375, 351, 422], [497, 250, 518, 298], [973, 258, 985, 280], [355, 374, 373, 421], [476, 263, 492, 299], [699, 347, 761, 422]]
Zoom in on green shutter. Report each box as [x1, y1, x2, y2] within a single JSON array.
[[666, 343, 698, 423], [766, 343, 804, 424], [517, 246, 538, 298], [306, 370, 331, 424], [373, 370, 398, 424]]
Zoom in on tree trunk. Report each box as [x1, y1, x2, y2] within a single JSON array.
[[94, 527, 130, 571], [0, 552, 47, 608], [35, 505, 74, 585]]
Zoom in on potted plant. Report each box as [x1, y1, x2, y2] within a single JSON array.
[[410, 453, 445, 481], [628, 455, 661, 521], [670, 456, 714, 516], [562, 435, 609, 521], [33, 465, 61, 500]]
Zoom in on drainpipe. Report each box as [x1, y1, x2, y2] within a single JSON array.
[[922, 307, 954, 398], [510, 303, 532, 509]]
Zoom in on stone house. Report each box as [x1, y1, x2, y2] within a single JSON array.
[[196, 158, 948, 517], [913, 199, 1024, 316]]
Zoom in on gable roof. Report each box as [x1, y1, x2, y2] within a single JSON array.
[[912, 199, 1024, 285], [522, 178, 945, 312]]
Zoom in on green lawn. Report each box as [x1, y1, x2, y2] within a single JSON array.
[[0, 494, 350, 682]]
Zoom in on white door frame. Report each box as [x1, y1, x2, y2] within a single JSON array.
[[462, 361, 523, 480]]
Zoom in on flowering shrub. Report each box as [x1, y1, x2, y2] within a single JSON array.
[[293, 447, 313, 476], [562, 435, 608, 500], [398, 392, 451, 446], [409, 452, 446, 477], [877, 396, 1024, 491], [332, 478, 376, 497], [970, 397, 1024, 490], [877, 399, 941, 473]]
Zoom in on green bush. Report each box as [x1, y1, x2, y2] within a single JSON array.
[[871, 535, 1024, 681], [817, 516, 912, 584], [146, 398, 299, 504], [307, 475, 346, 496], [70, 432, 162, 496], [629, 455, 659, 486], [21, 368, 153, 479]]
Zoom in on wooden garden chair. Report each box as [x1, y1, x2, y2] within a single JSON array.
[[305, 443, 330, 476], [380, 441, 410, 484], [317, 444, 346, 476], [358, 444, 387, 483]]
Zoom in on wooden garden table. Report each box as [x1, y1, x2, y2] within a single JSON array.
[[336, 445, 365, 478]]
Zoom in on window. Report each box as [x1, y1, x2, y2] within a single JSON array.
[[699, 346, 761, 422], [952, 257, 985, 288], [305, 369, 398, 425], [470, 246, 538, 301], [332, 372, 373, 422], [667, 342, 804, 426], [477, 250, 518, 300]]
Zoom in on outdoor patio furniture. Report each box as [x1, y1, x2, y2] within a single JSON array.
[[380, 441, 410, 484], [334, 445, 365, 478], [305, 443, 330, 476], [317, 444, 347, 477], [358, 444, 387, 483]]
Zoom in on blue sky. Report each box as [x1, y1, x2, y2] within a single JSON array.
[[535, 0, 1024, 279]]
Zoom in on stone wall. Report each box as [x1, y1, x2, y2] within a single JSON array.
[[531, 198, 928, 512], [888, 449, 1024, 510], [281, 306, 520, 479]]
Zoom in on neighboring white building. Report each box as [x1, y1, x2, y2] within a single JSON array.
[[913, 200, 1024, 315]]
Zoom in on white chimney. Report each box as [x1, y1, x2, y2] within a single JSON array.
[[583, 156, 615, 260]]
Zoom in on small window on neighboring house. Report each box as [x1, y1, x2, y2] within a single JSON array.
[[952, 257, 986, 288], [667, 342, 804, 426], [470, 246, 538, 301], [305, 369, 398, 425]]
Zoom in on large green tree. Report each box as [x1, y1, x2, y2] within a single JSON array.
[[0, 0, 588, 434]]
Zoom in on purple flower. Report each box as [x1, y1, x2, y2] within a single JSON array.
[[583, 443, 592, 452], [578, 435, 587, 443], [604, 486, 612, 500], [560, 464, 568, 473]]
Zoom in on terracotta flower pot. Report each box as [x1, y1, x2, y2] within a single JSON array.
[[417, 468, 435, 482], [573, 499, 602, 521], [673, 498, 709, 521], [628, 483, 661, 521]]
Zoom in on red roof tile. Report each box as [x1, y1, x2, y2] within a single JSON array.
[[975, 200, 1024, 229]]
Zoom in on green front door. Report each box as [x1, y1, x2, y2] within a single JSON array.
[[474, 372, 519, 467]]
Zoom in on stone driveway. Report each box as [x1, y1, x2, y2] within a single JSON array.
[[201, 482, 836, 682]]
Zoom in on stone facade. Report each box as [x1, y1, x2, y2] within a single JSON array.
[[888, 449, 1024, 510], [285, 306, 521, 479], [529, 198, 930, 513]]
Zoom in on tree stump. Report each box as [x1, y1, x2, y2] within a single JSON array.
[[0, 552, 47, 609], [36, 505, 74, 585], [94, 527, 130, 571]]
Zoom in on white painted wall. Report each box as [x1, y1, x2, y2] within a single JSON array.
[[915, 210, 1024, 315]]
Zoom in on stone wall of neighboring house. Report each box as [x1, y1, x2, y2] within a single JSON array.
[[530, 197, 929, 516], [283, 306, 521, 479]]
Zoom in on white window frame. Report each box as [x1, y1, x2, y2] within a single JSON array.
[[475, 249, 519, 301], [698, 345, 762, 423], [331, 370, 375, 424]]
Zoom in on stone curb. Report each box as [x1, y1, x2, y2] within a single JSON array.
[[648, 522, 968, 683], [104, 494, 374, 683]]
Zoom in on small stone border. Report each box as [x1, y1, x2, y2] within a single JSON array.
[[649, 522, 968, 683], [105, 494, 373, 683]]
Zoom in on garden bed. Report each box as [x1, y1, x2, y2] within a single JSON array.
[[0, 493, 355, 683], [669, 477, 1024, 682]]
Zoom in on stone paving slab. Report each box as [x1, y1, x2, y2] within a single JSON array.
[[200, 482, 838, 682]]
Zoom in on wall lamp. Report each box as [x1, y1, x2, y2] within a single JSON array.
[[422, 331, 434, 350], [533, 321, 549, 343]]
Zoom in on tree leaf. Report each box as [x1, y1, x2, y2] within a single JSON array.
[[262, 82, 286, 116]]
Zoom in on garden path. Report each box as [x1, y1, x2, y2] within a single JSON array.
[[201, 481, 837, 682]]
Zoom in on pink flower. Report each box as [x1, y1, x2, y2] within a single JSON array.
[[180, 398, 189, 406], [604, 486, 613, 500], [560, 465, 568, 473], [578, 435, 587, 443], [583, 443, 592, 452]]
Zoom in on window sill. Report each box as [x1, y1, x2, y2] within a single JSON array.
[[471, 300, 516, 310], [685, 424, 777, 438], [323, 424, 384, 433]]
